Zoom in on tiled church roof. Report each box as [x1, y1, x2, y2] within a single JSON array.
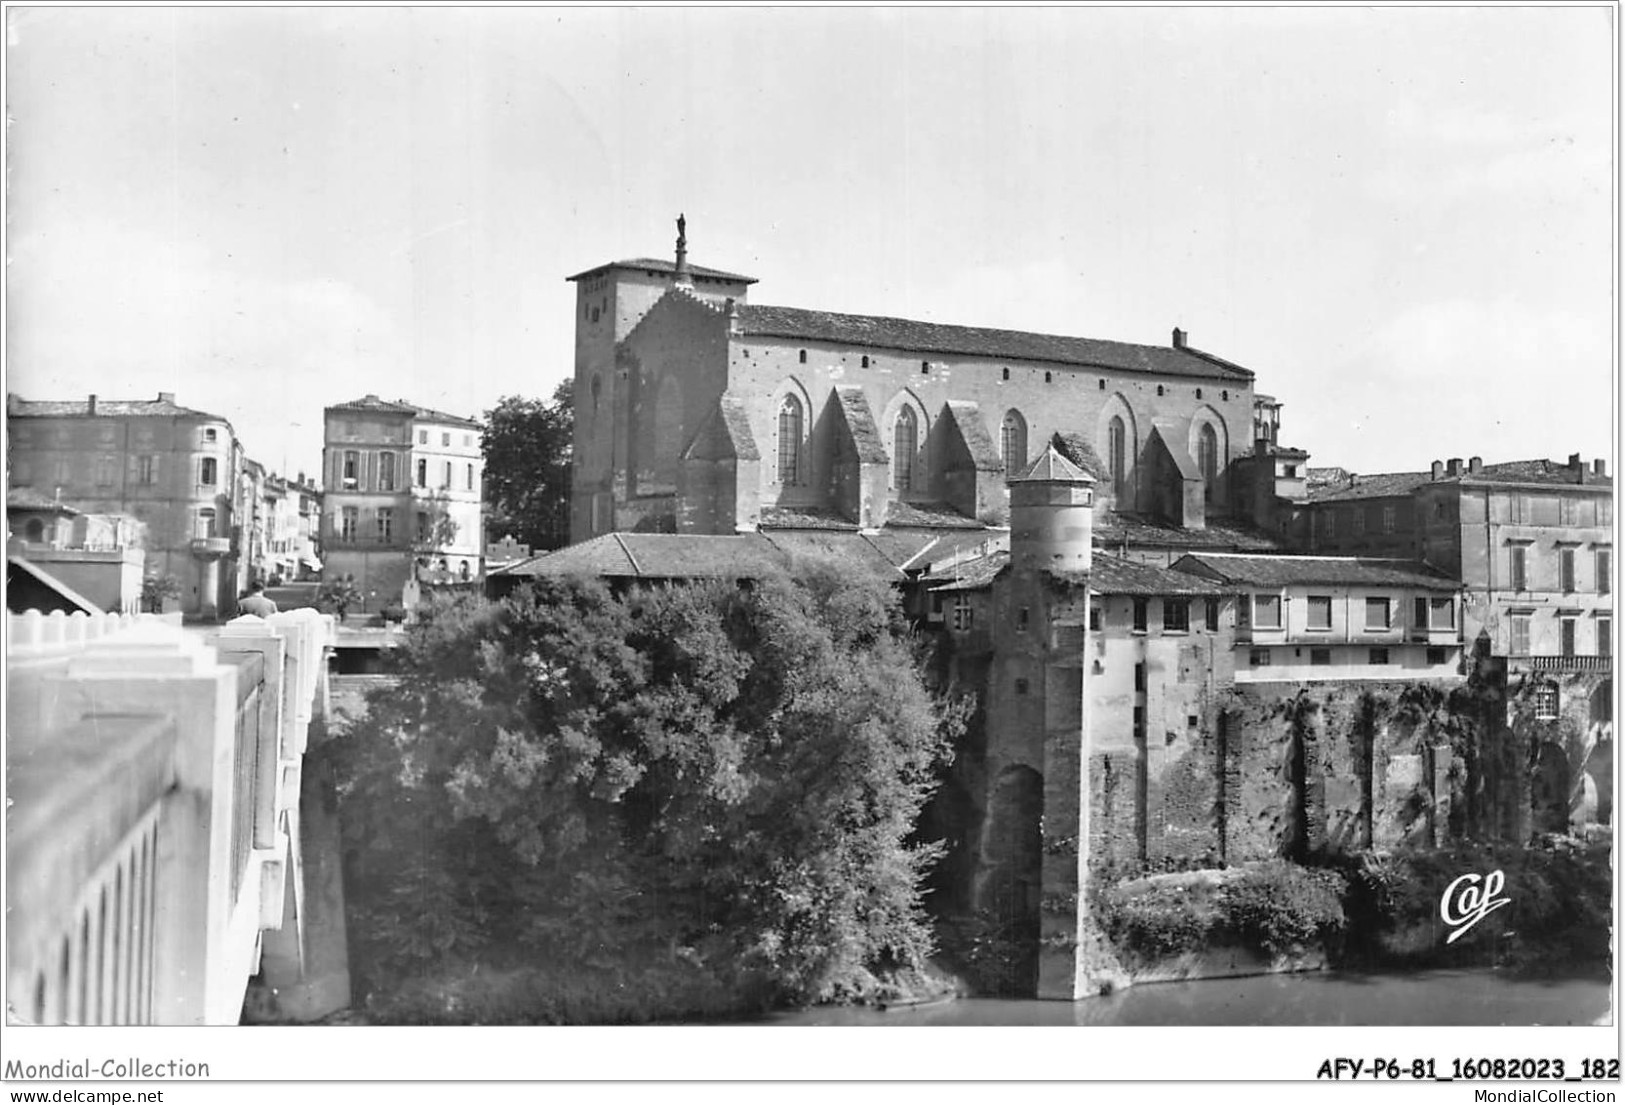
[[734, 304, 1254, 381]]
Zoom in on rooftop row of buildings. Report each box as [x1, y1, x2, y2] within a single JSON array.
[[6, 391, 491, 619]]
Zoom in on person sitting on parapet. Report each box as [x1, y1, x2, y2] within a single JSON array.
[[239, 580, 279, 618]]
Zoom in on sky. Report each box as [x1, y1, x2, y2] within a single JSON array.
[[5, 6, 1615, 483]]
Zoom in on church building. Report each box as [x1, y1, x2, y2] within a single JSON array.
[[568, 219, 1266, 544]]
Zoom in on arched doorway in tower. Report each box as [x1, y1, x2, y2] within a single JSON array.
[[978, 765, 1043, 995], [1585, 680, 1613, 825], [1531, 741, 1572, 835]]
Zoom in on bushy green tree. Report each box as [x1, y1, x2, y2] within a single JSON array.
[[481, 383, 572, 552], [140, 572, 182, 613], [329, 561, 961, 1014], [319, 577, 363, 620]]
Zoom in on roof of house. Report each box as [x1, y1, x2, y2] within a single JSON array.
[[327, 394, 481, 428], [758, 506, 858, 532], [1309, 459, 1613, 502], [8, 394, 226, 421], [491, 530, 936, 582], [884, 501, 987, 529], [896, 529, 1010, 574], [923, 550, 1010, 592], [1085, 554, 1227, 596], [566, 257, 758, 284], [7, 488, 81, 516], [1457, 458, 1613, 490], [732, 304, 1255, 381], [1171, 552, 1460, 591], [760, 530, 937, 574], [922, 549, 1225, 596], [1307, 470, 1433, 503], [6, 556, 104, 614], [1093, 512, 1283, 552]]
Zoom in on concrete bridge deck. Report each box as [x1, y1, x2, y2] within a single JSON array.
[[6, 607, 349, 1025]]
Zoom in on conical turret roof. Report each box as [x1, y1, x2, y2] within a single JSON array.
[[1010, 443, 1095, 484]]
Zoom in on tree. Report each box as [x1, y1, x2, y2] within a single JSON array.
[[412, 492, 461, 553], [319, 576, 362, 621], [481, 382, 572, 552], [328, 561, 963, 1014], [140, 572, 182, 613]]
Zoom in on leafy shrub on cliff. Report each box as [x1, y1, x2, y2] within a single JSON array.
[[1097, 861, 1348, 962], [1219, 861, 1348, 956], [326, 563, 963, 1019], [1337, 838, 1611, 972], [1098, 878, 1222, 959]]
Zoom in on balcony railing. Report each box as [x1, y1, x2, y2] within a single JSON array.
[[1523, 655, 1612, 674]]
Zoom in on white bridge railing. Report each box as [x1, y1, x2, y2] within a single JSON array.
[[6, 608, 335, 1025]]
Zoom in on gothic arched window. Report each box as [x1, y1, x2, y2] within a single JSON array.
[[1199, 423, 1218, 481], [777, 395, 803, 485], [894, 406, 918, 491], [1199, 423, 1219, 505], [1001, 411, 1027, 475], [1108, 415, 1127, 500]]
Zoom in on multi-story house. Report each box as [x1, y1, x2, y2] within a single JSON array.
[[1168, 553, 1463, 684], [1303, 455, 1612, 664], [7, 392, 248, 618], [263, 472, 323, 583], [1300, 455, 1613, 835], [321, 395, 484, 612]]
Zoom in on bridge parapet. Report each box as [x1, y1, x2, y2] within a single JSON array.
[[6, 608, 336, 1026]]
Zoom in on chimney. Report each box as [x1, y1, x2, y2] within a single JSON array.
[[1468, 456, 1482, 474], [1594, 458, 1607, 478], [724, 297, 741, 334], [157, 391, 175, 404], [1431, 460, 1444, 481], [1172, 327, 1187, 349], [1446, 458, 1464, 477], [88, 393, 97, 415]]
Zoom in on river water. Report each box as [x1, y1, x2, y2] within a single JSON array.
[[761, 968, 1613, 1027]]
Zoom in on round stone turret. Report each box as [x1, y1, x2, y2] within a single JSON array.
[[1009, 444, 1094, 575]]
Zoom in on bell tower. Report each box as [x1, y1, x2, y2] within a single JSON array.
[[565, 217, 757, 542]]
